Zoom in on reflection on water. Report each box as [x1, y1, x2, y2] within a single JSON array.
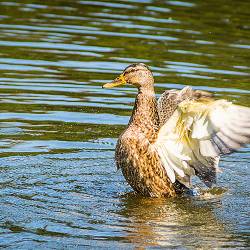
[[0, 0, 249, 248], [119, 194, 227, 248]]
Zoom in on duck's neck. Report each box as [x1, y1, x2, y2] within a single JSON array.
[[129, 86, 160, 132]]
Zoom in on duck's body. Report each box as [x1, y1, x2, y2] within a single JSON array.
[[116, 88, 176, 197], [103, 63, 250, 197]]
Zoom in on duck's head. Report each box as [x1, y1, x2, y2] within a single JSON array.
[[102, 63, 154, 90]]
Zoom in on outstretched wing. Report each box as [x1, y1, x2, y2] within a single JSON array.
[[154, 87, 250, 187]]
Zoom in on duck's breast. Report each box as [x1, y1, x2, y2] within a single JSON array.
[[115, 128, 176, 197]]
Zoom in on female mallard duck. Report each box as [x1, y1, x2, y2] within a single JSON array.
[[103, 63, 250, 197]]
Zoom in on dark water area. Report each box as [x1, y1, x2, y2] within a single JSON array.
[[0, 0, 249, 248]]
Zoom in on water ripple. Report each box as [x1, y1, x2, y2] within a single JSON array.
[[0, 0, 249, 248]]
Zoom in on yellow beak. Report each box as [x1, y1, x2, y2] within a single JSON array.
[[102, 74, 126, 88]]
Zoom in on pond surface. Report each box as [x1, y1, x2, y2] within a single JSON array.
[[0, 0, 249, 248]]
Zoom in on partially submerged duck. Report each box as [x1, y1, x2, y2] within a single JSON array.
[[103, 63, 250, 197]]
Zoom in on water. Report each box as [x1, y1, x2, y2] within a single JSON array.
[[0, 0, 249, 248]]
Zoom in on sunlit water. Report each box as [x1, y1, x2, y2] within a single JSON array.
[[0, 0, 249, 248]]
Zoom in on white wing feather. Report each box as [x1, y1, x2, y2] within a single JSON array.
[[155, 98, 250, 187]]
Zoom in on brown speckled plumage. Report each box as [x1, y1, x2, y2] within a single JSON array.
[[102, 63, 250, 198], [113, 63, 183, 197], [115, 90, 176, 197]]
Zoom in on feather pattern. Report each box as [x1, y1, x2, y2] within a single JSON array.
[[155, 94, 250, 187]]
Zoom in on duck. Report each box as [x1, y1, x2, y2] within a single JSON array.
[[103, 63, 250, 197]]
